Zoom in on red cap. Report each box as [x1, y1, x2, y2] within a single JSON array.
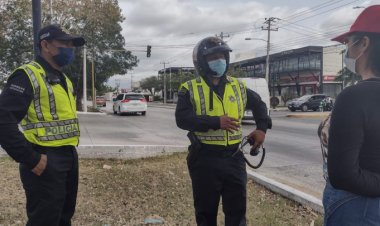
[[332, 5, 380, 43]]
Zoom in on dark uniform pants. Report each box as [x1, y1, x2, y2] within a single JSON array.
[[188, 146, 247, 226], [19, 146, 78, 226]]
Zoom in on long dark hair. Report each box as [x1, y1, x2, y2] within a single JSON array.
[[352, 32, 380, 76]]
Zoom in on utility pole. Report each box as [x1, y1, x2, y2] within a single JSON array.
[[92, 57, 96, 109], [115, 79, 121, 94], [160, 61, 169, 104], [83, 47, 87, 112], [262, 17, 278, 96], [130, 70, 134, 91], [169, 67, 172, 101], [32, 0, 41, 56], [216, 32, 230, 41]]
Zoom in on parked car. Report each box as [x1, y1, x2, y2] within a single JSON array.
[[287, 94, 329, 112], [113, 93, 147, 115], [96, 96, 106, 107]]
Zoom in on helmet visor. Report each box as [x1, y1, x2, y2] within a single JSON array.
[[202, 45, 232, 56]]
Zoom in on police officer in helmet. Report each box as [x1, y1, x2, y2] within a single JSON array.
[[175, 37, 271, 225], [0, 24, 85, 225]]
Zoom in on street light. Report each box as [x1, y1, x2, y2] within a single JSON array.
[[245, 37, 270, 83], [244, 37, 266, 42]]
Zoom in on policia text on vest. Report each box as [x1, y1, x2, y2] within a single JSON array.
[[45, 123, 79, 136]]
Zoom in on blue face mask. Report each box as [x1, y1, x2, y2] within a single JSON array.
[[53, 47, 75, 67], [208, 59, 227, 77]]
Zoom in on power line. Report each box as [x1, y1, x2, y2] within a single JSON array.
[[282, 0, 348, 21], [288, 0, 364, 24]]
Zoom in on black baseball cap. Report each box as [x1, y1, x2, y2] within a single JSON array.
[[38, 24, 85, 47]]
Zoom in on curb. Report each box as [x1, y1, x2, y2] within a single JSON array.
[[286, 112, 330, 119], [270, 108, 288, 112], [247, 169, 323, 214], [148, 104, 176, 109], [76, 145, 187, 159], [77, 111, 107, 115]]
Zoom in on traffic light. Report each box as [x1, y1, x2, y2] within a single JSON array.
[[147, 45, 151, 57]]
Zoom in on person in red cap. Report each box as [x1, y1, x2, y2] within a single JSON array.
[[322, 5, 380, 225], [0, 24, 85, 225]]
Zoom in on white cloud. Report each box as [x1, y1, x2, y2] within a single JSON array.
[[110, 0, 380, 88]]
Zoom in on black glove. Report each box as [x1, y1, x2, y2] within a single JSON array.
[[247, 137, 260, 156]]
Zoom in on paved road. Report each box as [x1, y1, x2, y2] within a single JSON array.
[[79, 107, 187, 146], [254, 114, 324, 198], [79, 102, 325, 198]]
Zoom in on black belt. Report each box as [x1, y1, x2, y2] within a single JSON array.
[[201, 143, 239, 151], [31, 143, 75, 153], [200, 143, 240, 157]]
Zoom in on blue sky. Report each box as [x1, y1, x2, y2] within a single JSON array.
[[109, 0, 379, 89]]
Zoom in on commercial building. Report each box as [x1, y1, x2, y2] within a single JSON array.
[[230, 45, 345, 99]]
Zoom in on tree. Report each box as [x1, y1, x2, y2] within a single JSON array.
[[0, 0, 138, 110], [170, 72, 195, 92], [335, 67, 361, 88], [228, 67, 248, 78], [140, 76, 162, 95], [0, 0, 34, 78], [141, 72, 196, 96], [281, 92, 296, 105]]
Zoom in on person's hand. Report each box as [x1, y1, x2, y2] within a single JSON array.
[[220, 115, 240, 133], [32, 154, 47, 176], [247, 130, 266, 149]]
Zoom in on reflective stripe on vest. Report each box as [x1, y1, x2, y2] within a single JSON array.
[[28, 62, 59, 120], [21, 119, 79, 130], [22, 66, 44, 121], [19, 62, 79, 147], [187, 80, 196, 112], [231, 84, 242, 118], [180, 76, 247, 146], [238, 81, 247, 107], [197, 85, 207, 115]]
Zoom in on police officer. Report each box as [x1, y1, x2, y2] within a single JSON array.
[[0, 24, 85, 226], [175, 37, 271, 226]]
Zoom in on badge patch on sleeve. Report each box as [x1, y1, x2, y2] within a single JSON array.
[[9, 84, 25, 94]]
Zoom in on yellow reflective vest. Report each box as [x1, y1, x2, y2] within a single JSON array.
[[180, 76, 247, 146], [18, 61, 80, 147]]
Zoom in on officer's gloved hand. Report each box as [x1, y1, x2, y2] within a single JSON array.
[[247, 130, 265, 150]]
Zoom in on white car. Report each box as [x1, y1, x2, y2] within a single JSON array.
[[113, 93, 147, 115]]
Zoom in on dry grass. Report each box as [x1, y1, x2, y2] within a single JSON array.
[[0, 153, 322, 226]]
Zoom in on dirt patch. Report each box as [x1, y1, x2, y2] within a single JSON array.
[[0, 153, 322, 225]]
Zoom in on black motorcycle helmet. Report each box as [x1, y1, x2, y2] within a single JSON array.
[[193, 37, 232, 77]]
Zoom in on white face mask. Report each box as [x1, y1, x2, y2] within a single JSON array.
[[343, 40, 363, 74]]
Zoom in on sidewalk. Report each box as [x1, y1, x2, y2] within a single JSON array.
[[148, 102, 330, 119], [148, 101, 176, 109]]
